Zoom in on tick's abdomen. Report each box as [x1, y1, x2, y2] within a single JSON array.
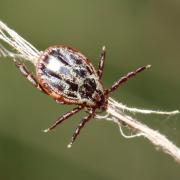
[[36, 46, 104, 106]]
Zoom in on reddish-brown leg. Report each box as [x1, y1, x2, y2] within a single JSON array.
[[68, 108, 96, 148], [13, 59, 45, 92], [107, 65, 151, 94], [97, 46, 106, 79], [44, 106, 84, 132]]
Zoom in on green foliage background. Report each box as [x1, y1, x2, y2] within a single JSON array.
[[0, 0, 180, 179]]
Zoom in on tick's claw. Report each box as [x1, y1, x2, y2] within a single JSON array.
[[67, 142, 73, 148], [102, 45, 106, 51], [146, 64, 151, 69], [43, 128, 50, 133]]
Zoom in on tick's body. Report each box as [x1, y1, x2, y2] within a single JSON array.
[[36, 46, 106, 109], [14, 45, 150, 147]]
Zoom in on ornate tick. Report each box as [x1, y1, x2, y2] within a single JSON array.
[[13, 45, 150, 147]]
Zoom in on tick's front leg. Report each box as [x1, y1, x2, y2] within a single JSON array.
[[108, 65, 151, 94]]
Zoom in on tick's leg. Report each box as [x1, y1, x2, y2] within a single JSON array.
[[107, 65, 151, 94], [44, 106, 84, 132], [13, 59, 45, 92], [97, 46, 106, 79], [67, 109, 96, 148]]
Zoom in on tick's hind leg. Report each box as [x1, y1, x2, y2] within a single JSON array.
[[97, 46, 106, 79], [44, 106, 83, 132], [107, 65, 151, 94], [68, 109, 96, 148], [13, 59, 45, 92]]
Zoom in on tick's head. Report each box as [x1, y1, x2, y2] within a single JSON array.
[[93, 90, 108, 110], [79, 77, 108, 109]]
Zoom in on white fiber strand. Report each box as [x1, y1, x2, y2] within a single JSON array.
[[109, 97, 179, 115], [0, 43, 25, 59]]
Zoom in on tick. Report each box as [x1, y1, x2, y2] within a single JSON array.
[[14, 45, 150, 147]]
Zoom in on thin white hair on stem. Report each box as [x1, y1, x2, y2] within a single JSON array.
[[109, 97, 180, 115], [0, 21, 40, 65], [95, 113, 110, 119], [0, 43, 25, 59], [0, 20, 180, 163], [115, 117, 144, 138]]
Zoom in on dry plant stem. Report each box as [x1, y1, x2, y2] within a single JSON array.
[[0, 21, 40, 64], [1, 20, 180, 162], [106, 98, 180, 163]]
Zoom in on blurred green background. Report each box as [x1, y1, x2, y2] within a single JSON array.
[[0, 0, 180, 179]]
